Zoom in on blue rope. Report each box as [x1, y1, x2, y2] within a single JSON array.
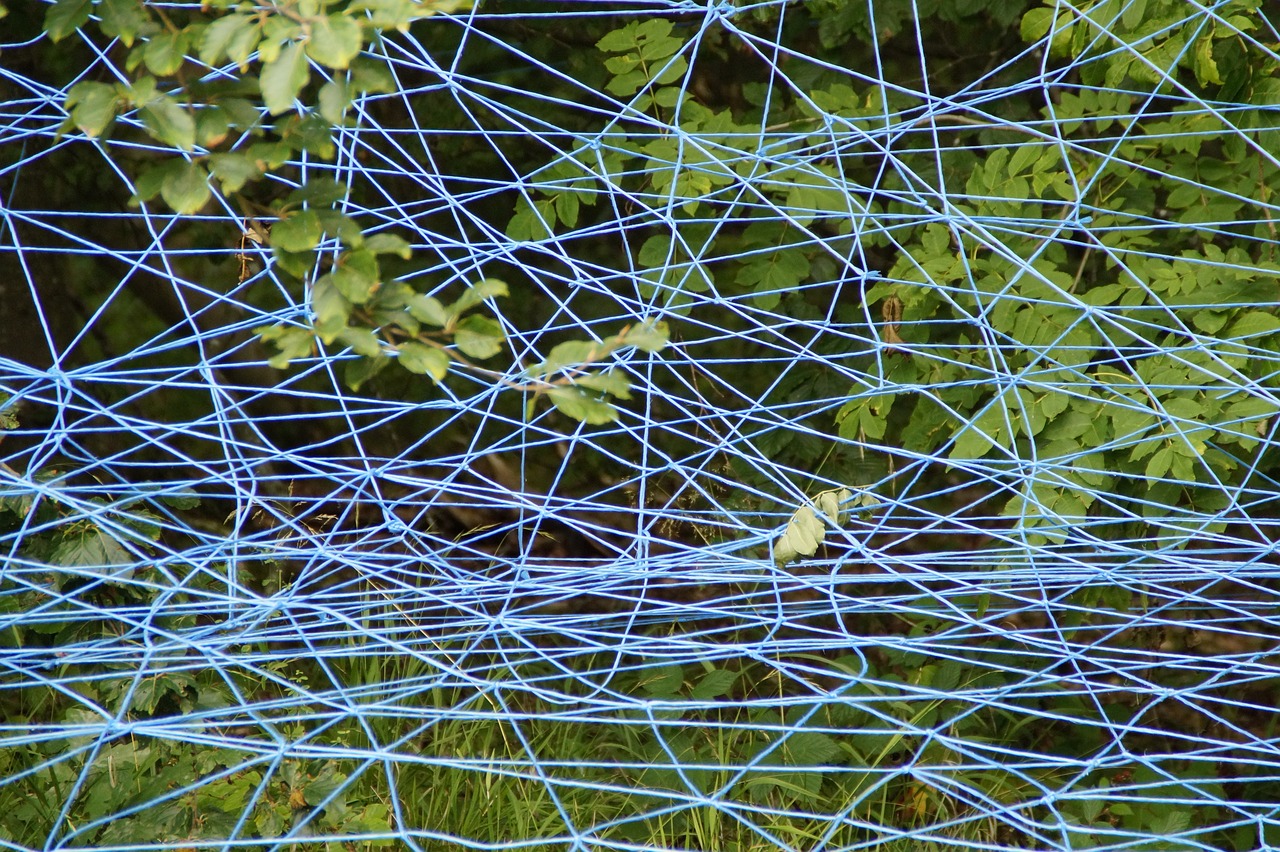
[[2, 1, 1279, 849]]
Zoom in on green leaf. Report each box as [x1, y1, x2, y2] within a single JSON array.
[[195, 107, 230, 148], [406, 294, 448, 327], [50, 525, 132, 575], [67, 82, 119, 137], [336, 326, 382, 357], [453, 315, 504, 359], [160, 161, 211, 214], [344, 352, 388, 390], [396, 342, 449, 382], [363, 233, 412, 259], [143, 29, 190, 76], [546, 386, 619, 425], [270, 209, 324, 253], [317, 78, 352, 125], [572, 370, 632, 400], [261, 41, 310, 115], [207, 153, 263, 194], [621, 321, 669, 353], [98, 0, 153, 47], [535, 339, 605, 376], [259, 324, 315, 368], [283, 178, 348, 209], [200, 11, 257, 66], [311, 275, 351, 341], [448, 278, 509, 318], [330, 249, 380, 303], [140, 96, 196, 150], [689, 669, 738, 701], [45, 0, 92, 41], [786, 731, 840, 766], [306, 14, 363, 69], [130, 161, 179, 205]]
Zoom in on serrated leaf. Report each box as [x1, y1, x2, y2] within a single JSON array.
[[306, 14, 362, 68], [140, 97, 196, 150], [636, 662, 683, 697], [546, 386, 619, 425], [261, 41, 310, 115], [270, 209, 323, 252], [396, 341, 449, 382], [690, 669, 738, 700], [50, 525, 132, 575], [160, 161, 211, 214], [786, 731, 840, 766], [45, 0, 92, 41], [453, 315, 504, 359], [67, 82, 119, 137], [774, 504, 824, 566]]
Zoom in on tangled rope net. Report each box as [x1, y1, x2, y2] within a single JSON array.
[[2, 1, 1279, 849]]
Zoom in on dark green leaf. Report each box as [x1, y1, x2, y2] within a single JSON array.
[[50, 525, 132, 574], [344, 351, 388, 390], [44, 0, 92, 41], [690, 669, 739, 701], [283, 178, 348, 209]]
